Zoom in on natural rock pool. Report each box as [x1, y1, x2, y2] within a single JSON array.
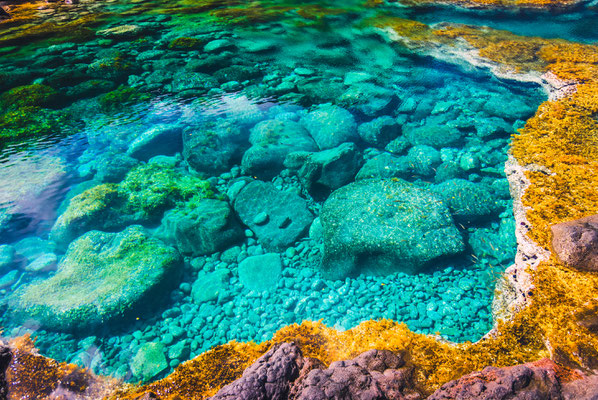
[[0, 0, 582, 384]]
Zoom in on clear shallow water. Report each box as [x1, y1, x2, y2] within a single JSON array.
[[0, 0, 554, 382]]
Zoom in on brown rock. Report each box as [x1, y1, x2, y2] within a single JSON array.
[[289, 349, 421, 400], [428, 358, 563, 400], [209, 342, 305, 400], [551, 214, 598, 271]]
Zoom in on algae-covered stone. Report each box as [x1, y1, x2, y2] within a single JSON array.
[[320, 179, 464, 279], [238, 253, 282, 291], [191, 269, 230, 304], [233, 180, 313, 251], [130, 342, 168, 382], [160, 198, 243, 256], [10, 225, 181, 331], [432, 179, 500, 223], [300, 104, 358, 150], [355, 153, 412, 181], [358, 116, 400, 147], [52, 163, 213, 248]]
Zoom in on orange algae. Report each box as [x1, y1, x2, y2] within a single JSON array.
[[5, 335, 117, 400]]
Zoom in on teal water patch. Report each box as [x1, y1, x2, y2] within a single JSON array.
[[0, 0, 549, 383]]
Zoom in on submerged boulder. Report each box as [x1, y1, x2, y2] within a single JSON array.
[[289, 142, 361, 196], [238, 253, 282, 292], [300, 104, 358, 150], [320, 179, 464, 279], [233, 180, 313, 252], [242, 119, 318, 180], [10, 225, 181, 331], [183, 118, 249, 176], [159, 198, 243, 256]]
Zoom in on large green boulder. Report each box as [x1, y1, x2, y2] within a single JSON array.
[[10, 225, 182, 331], [320, 179, 464, 279]]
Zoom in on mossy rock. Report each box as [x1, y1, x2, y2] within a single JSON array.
[[168, 37, 203, 50], [0, 84, 58, 111], [98, 85, 150, 113], [9, 225, 182, 331], [51, 162, 213, 248], [0, 106, 69, 143]]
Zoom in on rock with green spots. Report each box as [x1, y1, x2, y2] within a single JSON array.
[[0, 84, 58, 112], [10, 225, 182, 331], [432, 179, 501, 223], [320, 178, 464, 279], [52, 162, 213, 248], [0, 106, 69, 143], [130, 342, 168, 382]]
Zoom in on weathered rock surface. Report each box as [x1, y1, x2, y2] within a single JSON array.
[[10, 226, 181, 331], [233, 180, 313, 251], [289, 349, 421, 400], [320, 178, 464, 279], [428, 359, 563, 400], [551, 214, 598, 272], [210, 343, 304, 400]]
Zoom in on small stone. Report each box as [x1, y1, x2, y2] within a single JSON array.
[[252, 212, 269, 226], [130, 342, 168, 382], [551, 214, 598, 271], [238, 253, 282, 291]]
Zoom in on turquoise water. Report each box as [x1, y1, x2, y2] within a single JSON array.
[[0, 0, 552, 382]]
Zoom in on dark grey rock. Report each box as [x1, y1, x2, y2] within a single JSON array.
[[233, 181, 313, 252]]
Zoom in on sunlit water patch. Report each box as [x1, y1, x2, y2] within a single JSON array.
[[0, 0, 549, 382]]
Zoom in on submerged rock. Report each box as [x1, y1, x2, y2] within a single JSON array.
[[320, 179, 464, 279], [191, 269, 231, 304], [130, 342, 168, 383], [238, 253, 282, 292], [159, 198, 243, 256], [127, 124, 183, 161], [183, 118, 249, 176], [233, 180, 313, 252], [289, 142, 361, 195], [300, 104, 358, 150], [551, 214, 598, 272], [242, 119, 318, 179], [432, 179, 500, 223], [10, 226, 181, 331]]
